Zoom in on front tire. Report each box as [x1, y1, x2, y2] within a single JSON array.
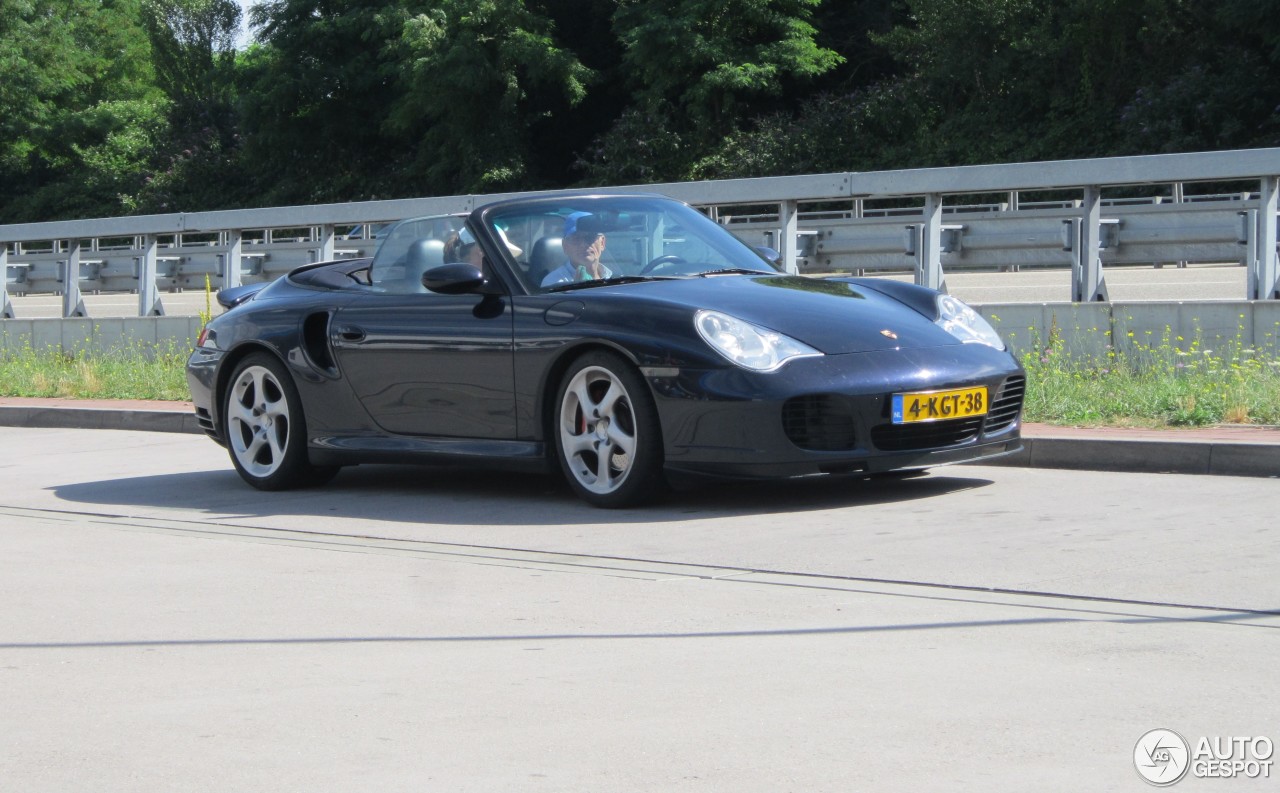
[[223, 353, 336, 490], [554, 351, 663, 508]]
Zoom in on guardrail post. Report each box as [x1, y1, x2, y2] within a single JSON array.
[[1240, 209, 1260, 296], [1, 245, 13, 318], [1071, 186, 1109, 302], [223, 230, 243, 289], [1257, 176, 1279, 299], [317, 224, 336, 263], [771, 201, 800, 274], [915, 193, 946, 291], [60, 240, 87, 317], [138, 234, 165, 316], [1168, 182, 1188, 268]]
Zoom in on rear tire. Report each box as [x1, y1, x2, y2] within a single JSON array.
[[223, 353, 337, 490], [553, 351, 663, 508]]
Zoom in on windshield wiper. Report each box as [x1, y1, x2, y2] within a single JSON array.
[[695, 268, 772, 277], [544, 275, 678, 293]]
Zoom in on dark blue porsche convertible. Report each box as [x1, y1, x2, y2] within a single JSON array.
[[187, 193, 1024, 507]]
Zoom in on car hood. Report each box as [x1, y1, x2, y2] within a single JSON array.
[[616, 274, 961, 355]]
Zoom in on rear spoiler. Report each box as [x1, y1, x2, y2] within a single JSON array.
[[216, 281, 270, 309]]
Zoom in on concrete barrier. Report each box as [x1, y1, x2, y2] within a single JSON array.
[[979, 301, 1280, 363], [0, 316, 202, 355], [3, 302, 1279, 364]]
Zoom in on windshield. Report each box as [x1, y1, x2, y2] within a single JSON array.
[[481, 196, 779, 294]]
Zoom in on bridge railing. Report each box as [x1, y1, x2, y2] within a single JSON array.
[[1, 148, 1277, 317]]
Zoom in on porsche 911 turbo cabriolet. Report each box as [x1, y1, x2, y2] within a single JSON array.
[[187, 193, 1024, 507]]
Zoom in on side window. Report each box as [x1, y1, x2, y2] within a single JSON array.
[[368, 216, 463, 293]]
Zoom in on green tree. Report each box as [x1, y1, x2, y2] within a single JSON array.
[[132, 0, 245, 212], [807, 0, 902, 91], [386, 0, 593, 192], [615, 0, 842, 137], [581, 0, 841, 183], [537, 0, 630, 181], [1120, 0, 1280, 153], [701, 0, 1224, 178], [237, 0, 590, 204], [690, 0, 908, 178], [0, 0, 167, 221], [691, 82, 924, 178], [236, 0, 405, 204], [871, 0, 1196, 164], [142, 0, 240, 125]]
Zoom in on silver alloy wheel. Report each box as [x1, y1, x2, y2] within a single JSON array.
[[227, 364, 292, 479], [558, 364, 638, 495]]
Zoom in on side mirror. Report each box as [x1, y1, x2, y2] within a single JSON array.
[[422, 262, 487, 294]]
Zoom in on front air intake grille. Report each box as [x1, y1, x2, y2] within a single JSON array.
[[870, 416, 984, 452], [195, 406, 218, 439], [985, 375, 1025, 432], [195, 406, 214, 431], [782, 394, 858, 451]]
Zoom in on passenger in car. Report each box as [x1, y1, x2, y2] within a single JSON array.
[[445, 226, 523, 269], [540, 212, 614, 287]]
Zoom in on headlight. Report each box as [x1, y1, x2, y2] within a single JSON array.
[[935, 295, 1005, 350], [694, 310, 821, 372]]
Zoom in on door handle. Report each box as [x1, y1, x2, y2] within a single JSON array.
[[335, 325, 366, 343]]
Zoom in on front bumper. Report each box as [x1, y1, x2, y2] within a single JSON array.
[[651, 345, 1025, 479]]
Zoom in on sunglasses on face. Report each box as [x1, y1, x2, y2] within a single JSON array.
[[565, 232, 603, 246]]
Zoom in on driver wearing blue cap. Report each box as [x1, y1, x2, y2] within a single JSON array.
[[540, 212, 614, 287]]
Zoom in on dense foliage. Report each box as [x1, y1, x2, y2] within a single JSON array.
[[1, 0, 1277, 222]]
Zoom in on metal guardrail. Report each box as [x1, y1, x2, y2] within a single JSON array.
[[728, 196, 1254, 272], [2, 148, 1278, 317]]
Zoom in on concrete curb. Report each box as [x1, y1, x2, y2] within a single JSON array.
[[2, 401, 1278, 479], [983, 437, 1280, 478], [0, 404, 202, 435]]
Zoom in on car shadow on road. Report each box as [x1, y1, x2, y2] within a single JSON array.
[[50, 463, 994, 526]]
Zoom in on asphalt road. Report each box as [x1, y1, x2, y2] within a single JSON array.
[[5, 263, 1249, 317], [1, 426, 1276, 791]]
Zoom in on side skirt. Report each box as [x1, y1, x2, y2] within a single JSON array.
[[309, 434, 550, 472]]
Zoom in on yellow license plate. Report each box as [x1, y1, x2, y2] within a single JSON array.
[[892, 386, 988, 424]]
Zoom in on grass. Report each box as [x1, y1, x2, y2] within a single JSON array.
[[1009, 315, 1280, 427], [3, 314, 1280, 427], [0, 277, 211, 403], [0, 338, 191, 401]]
